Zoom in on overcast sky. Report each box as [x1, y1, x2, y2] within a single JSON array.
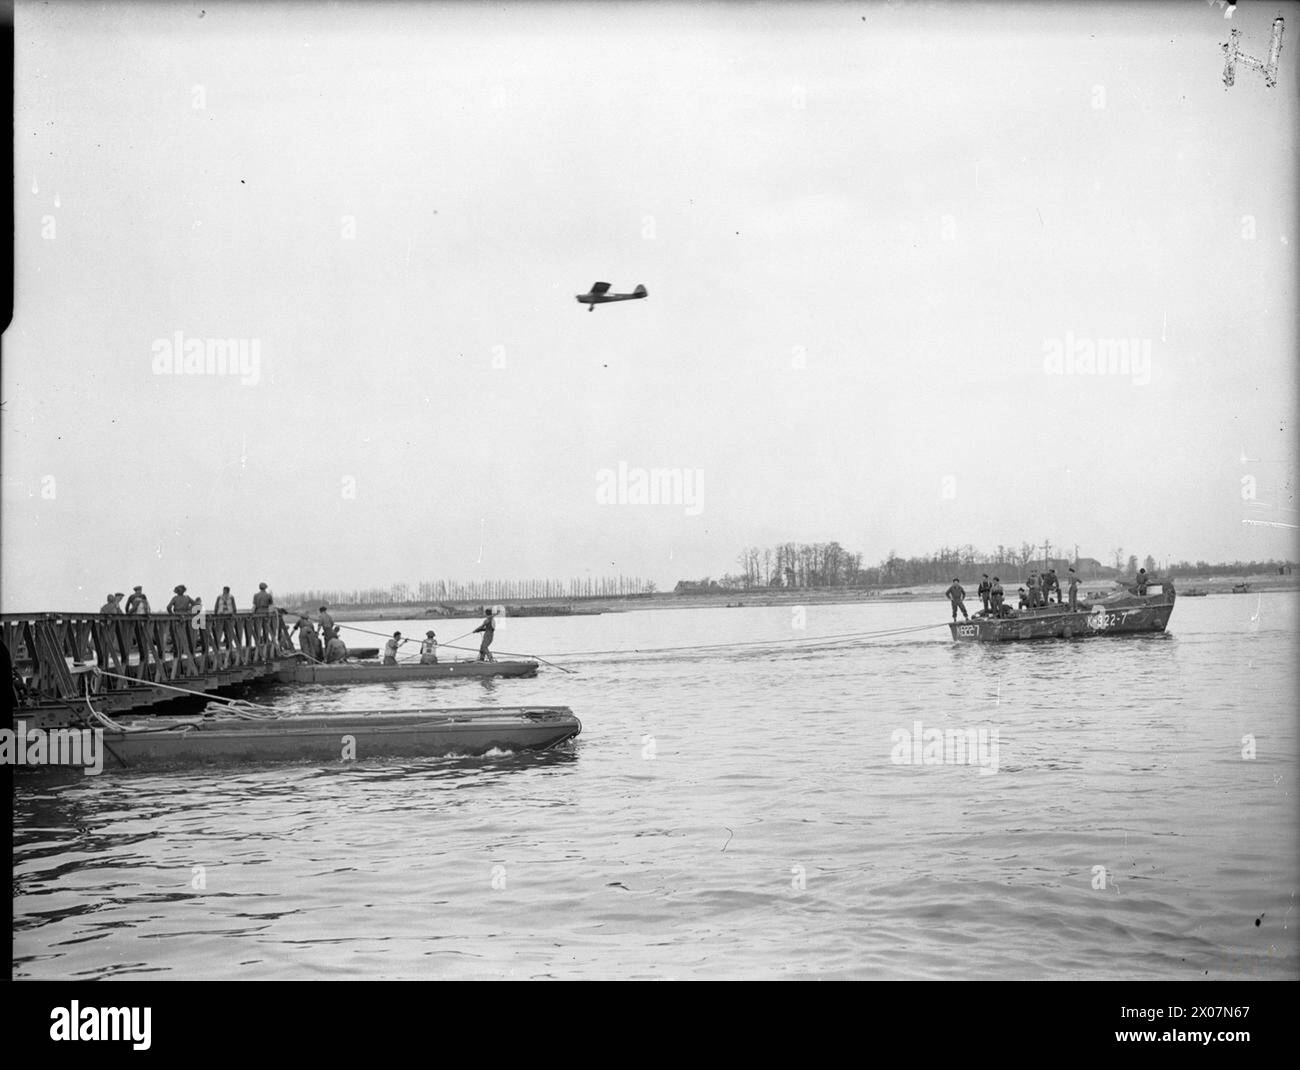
[[4, 0, 1296, 607]]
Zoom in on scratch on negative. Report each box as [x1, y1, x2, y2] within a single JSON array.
[[721, 827, 733, 852]]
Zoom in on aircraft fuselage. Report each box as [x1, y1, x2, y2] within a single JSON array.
[[576, 284, 648, 310]]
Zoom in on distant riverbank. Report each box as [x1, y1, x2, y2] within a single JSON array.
[[308, 571, 1296, 622]]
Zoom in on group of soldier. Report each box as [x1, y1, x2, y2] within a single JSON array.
[[945, 567, 1083, 621], [379, 609, 499, 665], [288, 607, 349, 663], [95, 588, 504, 665], [97, 583, 353, 663], [98, 582, 278, 617]]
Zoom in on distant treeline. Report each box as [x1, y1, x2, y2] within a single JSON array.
[[277, 554, 1293, 607], [675, 543, 1296, 591], [279, 575, 656, 607]]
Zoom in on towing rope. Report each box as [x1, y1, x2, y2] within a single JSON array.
[[326, 618, 946, 671], [536, 620, 948, 660], [89, 666, 284, 717]]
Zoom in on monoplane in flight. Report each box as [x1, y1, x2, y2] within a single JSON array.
[[576, 281, 648, 311]]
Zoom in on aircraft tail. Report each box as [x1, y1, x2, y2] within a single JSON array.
[[633, 284, 647, 296]]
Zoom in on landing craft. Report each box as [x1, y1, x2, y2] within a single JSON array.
[[576, 281, 648, 311]]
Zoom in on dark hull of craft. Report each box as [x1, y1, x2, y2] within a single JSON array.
[[274, 660, 539, 684], [24, 707, 580, 769], [949, 589, 1176, 642]]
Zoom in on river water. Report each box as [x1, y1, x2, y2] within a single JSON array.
[[12, 594, 1298, 979]]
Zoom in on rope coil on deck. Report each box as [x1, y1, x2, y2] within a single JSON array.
[[82, 692, 202, 735], [89, 667, 286, 718]]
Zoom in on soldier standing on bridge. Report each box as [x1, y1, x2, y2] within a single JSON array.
[[124, 587, 150, 657], [166, 585, 194, 615], [213, 587, 237, 649], [165, 586, 194, 656], [253, 583, 275, 613]]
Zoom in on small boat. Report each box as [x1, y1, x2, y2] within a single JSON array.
[[274, 659, 539, 684], [18, 706, 581, 770], [1182, 588, 1208, 597], [1232, 583, 1250, 593], [347, 647, 379, 659], [950, 584, 1176, 642]]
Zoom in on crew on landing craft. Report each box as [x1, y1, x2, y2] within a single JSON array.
[[1045, 568, 1061, 604], [291, 613, 321, 659], [383, 631, 406, 665], [473, 609, 497, 662], [945, 578, 969, 621], [420, 631, 439, 665], [977, 574, 991, 614]]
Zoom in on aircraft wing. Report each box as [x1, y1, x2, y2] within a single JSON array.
[[589, 281, 611, 295]]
